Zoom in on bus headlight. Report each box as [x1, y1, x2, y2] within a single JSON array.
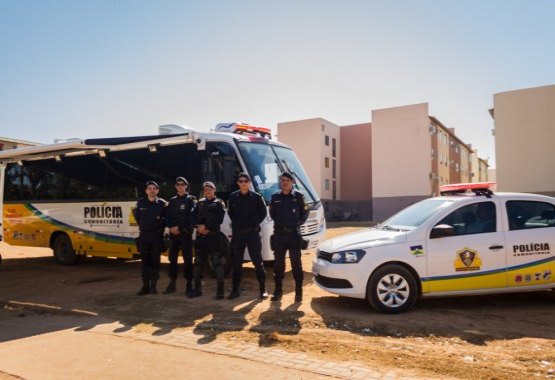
[[330, 249, 366, 264]]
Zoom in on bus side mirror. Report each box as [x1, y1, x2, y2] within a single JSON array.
[[430, 224, 454, 239], [194, 134, 206, 151]]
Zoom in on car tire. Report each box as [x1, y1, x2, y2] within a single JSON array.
[[53, 234, 80, 266], [367, 264, 418, 314]]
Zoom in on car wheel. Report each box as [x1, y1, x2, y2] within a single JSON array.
[[367, 264, 418, 314], [53, 234, 80, 266]]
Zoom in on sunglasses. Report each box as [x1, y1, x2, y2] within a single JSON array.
[[237, 179, 250, 183]]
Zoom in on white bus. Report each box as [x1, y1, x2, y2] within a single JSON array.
[[0, 123, 326, 266]]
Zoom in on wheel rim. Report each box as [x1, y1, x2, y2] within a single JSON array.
[[376, 273, 410, 308]]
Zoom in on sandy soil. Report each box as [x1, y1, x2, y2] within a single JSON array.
[[1, 227, 554, 379]]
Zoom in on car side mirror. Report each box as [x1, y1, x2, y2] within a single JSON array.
[[430, 224, 454, 239]]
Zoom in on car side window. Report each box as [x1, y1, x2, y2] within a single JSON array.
[[506, 201, 555, 231], [433, 201, 497, 237]]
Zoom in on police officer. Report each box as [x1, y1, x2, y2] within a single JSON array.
[[227, 172, 268, 300], [189, 181, 227, 299], [163, 176, 196, 296], [133, 180, 167, 296], [269, 172, 309, 302]]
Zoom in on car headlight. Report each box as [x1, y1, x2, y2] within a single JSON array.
[[330, 249, 366, 264]]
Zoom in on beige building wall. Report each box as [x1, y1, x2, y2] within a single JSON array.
[[340, 123, 372, 200], [435, 125, 451, 187], [277, 118, 341, 201], [460, 145, 472, 183], [493, 84, 555, 195], [371, 103, 432, 220]]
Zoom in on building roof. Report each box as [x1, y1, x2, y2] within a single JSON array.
[[0, 136, 41, 146]]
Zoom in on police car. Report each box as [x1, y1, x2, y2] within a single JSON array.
[[312, 183, 555, 313]]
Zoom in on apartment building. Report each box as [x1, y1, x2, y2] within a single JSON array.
[[277, 118, 341, 203], [372, 103, 487, 220], [278, 103, 488, 221], [491, 84, 555, 196]]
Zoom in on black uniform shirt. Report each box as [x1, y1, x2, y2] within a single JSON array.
[[227, 190, 267, 231], [165, 193, 196, 231], [193, 197, 226, 232], [269, 190, 309, 229], [134, 197, 167, 233]]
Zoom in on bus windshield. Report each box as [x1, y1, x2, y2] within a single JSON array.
[[237, 142, 320, 205]]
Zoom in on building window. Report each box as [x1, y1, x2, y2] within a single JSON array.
[[332, 159, 336, 179], [325, 135, 329, 146], [332, 138, 336, 157], [325, 179, 330, 190], [321, 124, 325, 132], [325, 157, 330, 168]]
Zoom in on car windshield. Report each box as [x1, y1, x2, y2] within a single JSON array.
[[237, 142, 320, 205], [380, 198, 455, 230]]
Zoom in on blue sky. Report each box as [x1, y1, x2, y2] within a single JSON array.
[[1, 0, 554, 167]]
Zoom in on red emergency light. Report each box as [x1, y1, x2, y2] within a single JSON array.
[[440, 182, 496, 197]]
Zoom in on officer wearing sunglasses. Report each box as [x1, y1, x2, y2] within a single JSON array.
[[227, 172, 268, 299]]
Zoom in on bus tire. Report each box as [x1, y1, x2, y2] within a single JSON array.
[[53, 234, 80, 266]]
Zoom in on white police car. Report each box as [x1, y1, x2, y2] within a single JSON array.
[[312, 183, 555, 313]]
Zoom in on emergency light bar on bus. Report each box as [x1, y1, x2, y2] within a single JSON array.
[[214, 123, 272, 139]]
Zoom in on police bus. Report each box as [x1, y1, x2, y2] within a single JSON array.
[[0, 123, 326, 266]]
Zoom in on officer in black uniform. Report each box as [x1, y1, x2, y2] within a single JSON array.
[[189, 181, 227, 299], [269, 172, 309, 302], [133, 180, 167, 296], [227, 172, 268, 300], [163, 176, 196, 296]]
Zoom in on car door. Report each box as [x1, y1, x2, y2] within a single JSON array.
[[425, 200, 508, 293], [504, 199, 555, 288]]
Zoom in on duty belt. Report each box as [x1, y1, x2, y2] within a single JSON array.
[[232, 227, 257, 234], [274, 226, 297, 234]]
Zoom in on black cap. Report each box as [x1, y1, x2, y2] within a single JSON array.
[[146, 180, 159, 189], [280, 172, 294, 181], [203, 181, 216, 190], [175, 176, 189, 185], [237, 172, 251, 181]]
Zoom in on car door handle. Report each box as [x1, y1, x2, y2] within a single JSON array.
[[489, 245, 504, 250]]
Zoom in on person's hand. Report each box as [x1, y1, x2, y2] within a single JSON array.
[[196, 224, 208, 235], [170, 226, 180, 235]]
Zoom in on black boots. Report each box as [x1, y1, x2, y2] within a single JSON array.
[[228, 284, 240, 300], [163, 279, 176, 294], [188, 279, 202, 298], [149, 280, 158, 295], [137, 280, 149, 296], [295, 283, 303, 303], [259, 282, 269, 299], [271, 281, 282, 301], [216, 282, 225, 300], [185, 281, 193, 297]]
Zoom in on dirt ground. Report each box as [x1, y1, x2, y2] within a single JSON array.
[[1, 226, 554, 380]]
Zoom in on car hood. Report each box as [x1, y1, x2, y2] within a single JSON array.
[[318, 228, 406, 252]]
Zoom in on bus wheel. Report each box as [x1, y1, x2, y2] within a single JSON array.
[[367, 264, 418, 314], [53, 234, 80, 266]]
